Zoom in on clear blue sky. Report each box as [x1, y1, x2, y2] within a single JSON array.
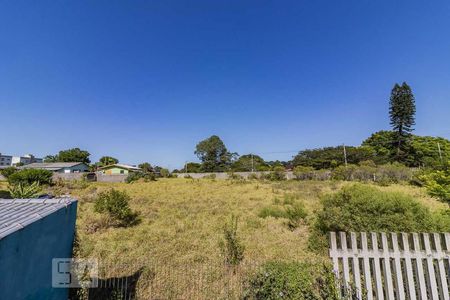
[[1, 1, 450, 169]]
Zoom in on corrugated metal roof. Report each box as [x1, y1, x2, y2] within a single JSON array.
[[99, 163, 141, 170], [21, 162, 85, 170], [0, 198, 77, 239]]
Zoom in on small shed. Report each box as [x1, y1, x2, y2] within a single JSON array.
[[0, 198, 78, 300]]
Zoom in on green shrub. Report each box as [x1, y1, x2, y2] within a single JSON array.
[[159, 168, 171, 178], [94, 189, 139, 226], [8, 169, 53, 186], [309, 184, 440, 251], [258, 201, 307, 230], [315, 184, 435, 234], [271, 166, 286, 181], [285, 202, 308, 230], [418, 167, 450, 207], [293, 166, 315, 180], [9, 182, 42, 198], [247, 173, 259, 180], [243, 261, 343, 300], [202, 173, 216, 179], [0, 167, 18, 179], [125, 171, 156, 183], [258, 206, 287, 219], [219, 215, 244, 265]]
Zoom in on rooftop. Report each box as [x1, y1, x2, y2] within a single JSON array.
[[0, 198, 77, 239], [21, 162, 85, 170], [99, 163, 141, 170]]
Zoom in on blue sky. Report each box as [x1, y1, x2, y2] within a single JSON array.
[[1, 0, 450, 169]]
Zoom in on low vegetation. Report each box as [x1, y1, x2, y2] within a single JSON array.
[[243, 261, 344, 300], [50, 176, 447, 298], [93, 189, 139, 227]]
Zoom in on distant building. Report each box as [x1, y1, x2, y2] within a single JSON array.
[[11, 154, 43, 166], [0, 153, 12, 167], [0, 153, 42, 167], [0, 198, 77, 299], [99, 163, 141, 175], [21, 162, 89, 173]]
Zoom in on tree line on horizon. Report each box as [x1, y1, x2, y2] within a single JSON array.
[[40, 82, 448, 173]]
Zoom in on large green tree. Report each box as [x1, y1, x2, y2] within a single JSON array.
[[231, 154, 269, 172], [195, 135, 236, 172], [363, 131, 449, 167], [138, 162, 153, 173], [98, 156, 119, 166], [291, 146, 375, 169], [389, 82, 416, 158], [45, 148, 91, 164]]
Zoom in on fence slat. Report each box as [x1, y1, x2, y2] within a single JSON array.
[[423, 233, 439, 300], [412, 233, 428, 300], [381, 233, 395, 299], [401, 233, 417, 300], [329, 232, 449, 300], [392, 233, 406, 300], [361, 232, 374, 300], [340, 232, 351, 288], [434, 233, 449, 300], [372, 233, 385, 300], [330, 232, 339, 279], [350, 232, 362, 299]]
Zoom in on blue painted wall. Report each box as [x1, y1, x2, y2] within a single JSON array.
[[0, 202, 77, 300]]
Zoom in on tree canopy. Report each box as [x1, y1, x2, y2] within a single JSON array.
[[44, 148, 91, 164], [195, 135, 236, 172], [291, 146, 375, 169], [389, 82, 416, 158], [98, 156, 119, 167], [231, 154, 269, 172]]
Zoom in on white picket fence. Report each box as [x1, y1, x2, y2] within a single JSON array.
[[329, 232, 450, 300]]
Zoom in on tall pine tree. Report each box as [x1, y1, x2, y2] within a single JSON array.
[[389, 82, 416, 159]]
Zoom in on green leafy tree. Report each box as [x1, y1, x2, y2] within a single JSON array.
[[231, 154, 269, 172], [195, 135, 236, 172], [389, 82, 416, 158], [363, 131, 450, 167], [98, 156, 118, 167], [183, 162, 202, 173], [291, 146, 375, 169], [419, 166, 450, 207], [45, 148, 91, 164], [43, 155, 58, 162], [138, 162, 153, 173]]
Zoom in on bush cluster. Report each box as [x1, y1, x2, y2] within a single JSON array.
[[7, 169, 53, 186], [125, 172, 156, 183], [243, 261, 347, 300], [309, 184, 449, 251], [220, 215, 245, 265], [94, 189, 139, 227], [258, 200, 307, 230]]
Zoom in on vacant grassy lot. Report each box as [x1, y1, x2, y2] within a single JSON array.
[[0, 178, 446, 298]]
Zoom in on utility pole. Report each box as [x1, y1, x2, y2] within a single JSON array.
[[437, 142, 443, 163], [343, 144, 348, 167], [251, 154, 254, 172], [185, 161, 188, 173]]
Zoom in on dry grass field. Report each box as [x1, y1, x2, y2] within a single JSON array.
[[0, 178, 446, 298]]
